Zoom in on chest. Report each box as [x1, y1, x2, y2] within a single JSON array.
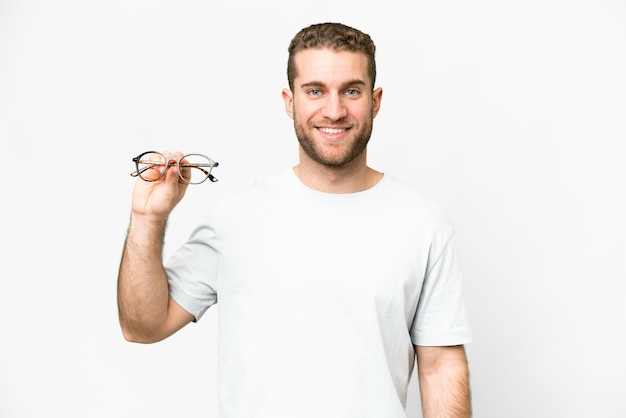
[[215, 200, 432, 323]]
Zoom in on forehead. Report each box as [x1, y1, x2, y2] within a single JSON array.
[[293, 48, 370, 88]]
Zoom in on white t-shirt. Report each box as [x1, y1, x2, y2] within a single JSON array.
[[165, 168, 471, 418]]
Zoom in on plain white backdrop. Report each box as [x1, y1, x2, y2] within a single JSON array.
[[1, 1, 625, 417]]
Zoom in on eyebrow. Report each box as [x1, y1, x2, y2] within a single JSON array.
[[299, 79, 367, 90]]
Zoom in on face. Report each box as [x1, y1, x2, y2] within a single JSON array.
[[282, 48, 382, 168]]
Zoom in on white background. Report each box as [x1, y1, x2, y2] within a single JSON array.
[[1, 1, 625, 417]]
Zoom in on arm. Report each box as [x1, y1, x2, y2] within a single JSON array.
[[117, 152, 195, 343], [415, 345, 472, 418]]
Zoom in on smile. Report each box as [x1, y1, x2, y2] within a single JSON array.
[[318, 127, 348, 134]]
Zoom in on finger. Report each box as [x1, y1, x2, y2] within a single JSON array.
[[159, 150, 177, 181], [178, 155, 191, 184], [162, 162, 182, 203], [170, 151, 188, 184]]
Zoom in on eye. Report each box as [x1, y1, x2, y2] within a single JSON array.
[[345, 88, 360, 97], [308, 88, 322, 97]]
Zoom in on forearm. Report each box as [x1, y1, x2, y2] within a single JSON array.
[[117, 214, 170, 343], [417, 345, 472, 418]]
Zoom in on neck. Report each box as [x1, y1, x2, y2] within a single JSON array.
[[293, 149, 383, 194]]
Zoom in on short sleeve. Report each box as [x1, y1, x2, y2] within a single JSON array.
[[410, 234, 472, 346], [164, 217, 220, 321]]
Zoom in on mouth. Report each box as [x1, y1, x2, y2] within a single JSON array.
[[316, 126, 352, 143], [317, 127, 349, 135]]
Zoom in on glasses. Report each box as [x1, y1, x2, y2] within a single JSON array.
[[131, 151, 219, 184]]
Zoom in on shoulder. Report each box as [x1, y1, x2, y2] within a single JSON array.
[[382, 175, 454, 233]]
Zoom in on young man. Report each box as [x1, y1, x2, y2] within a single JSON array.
[[118, 22, 472, 417]]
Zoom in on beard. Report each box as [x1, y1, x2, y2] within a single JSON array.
[[293, 111, 374, 167]]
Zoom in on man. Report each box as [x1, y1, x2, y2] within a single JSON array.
[[118, 22, 472, 417]]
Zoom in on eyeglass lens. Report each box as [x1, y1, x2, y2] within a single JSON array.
[[179, 154, 215, 184], [136, 152, 167, 182]]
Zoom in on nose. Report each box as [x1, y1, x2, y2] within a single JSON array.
[[321, 92, 348, 121]]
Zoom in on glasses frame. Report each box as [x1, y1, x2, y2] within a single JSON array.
[[131, 151, 219, 184]]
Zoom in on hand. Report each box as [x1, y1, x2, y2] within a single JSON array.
[[131, 151, 190, 221]]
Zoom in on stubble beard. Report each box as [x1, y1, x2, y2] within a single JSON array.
[[293, 111, 374, 167]]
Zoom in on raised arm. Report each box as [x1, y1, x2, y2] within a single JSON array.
[[117, 151, 195, 343], [415, 345, 472, 418]]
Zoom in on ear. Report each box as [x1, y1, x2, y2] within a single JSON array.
[[282, 88, 294, 119], [372, 87, 383, 118]]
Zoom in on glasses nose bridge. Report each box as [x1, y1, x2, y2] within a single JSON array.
[[165, 156, 182, 171]]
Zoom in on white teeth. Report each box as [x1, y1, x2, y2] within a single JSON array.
[[319, 127, 346, 134]]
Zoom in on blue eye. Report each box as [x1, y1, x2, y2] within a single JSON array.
[[345, 89, 359, 96], [309, 89, 322, 96]]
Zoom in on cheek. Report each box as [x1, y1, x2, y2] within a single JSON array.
[[351, 103, 374, 120], [294, 102, 318, 122]]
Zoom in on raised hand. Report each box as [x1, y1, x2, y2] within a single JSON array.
[[131, 150, 190, 221]]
